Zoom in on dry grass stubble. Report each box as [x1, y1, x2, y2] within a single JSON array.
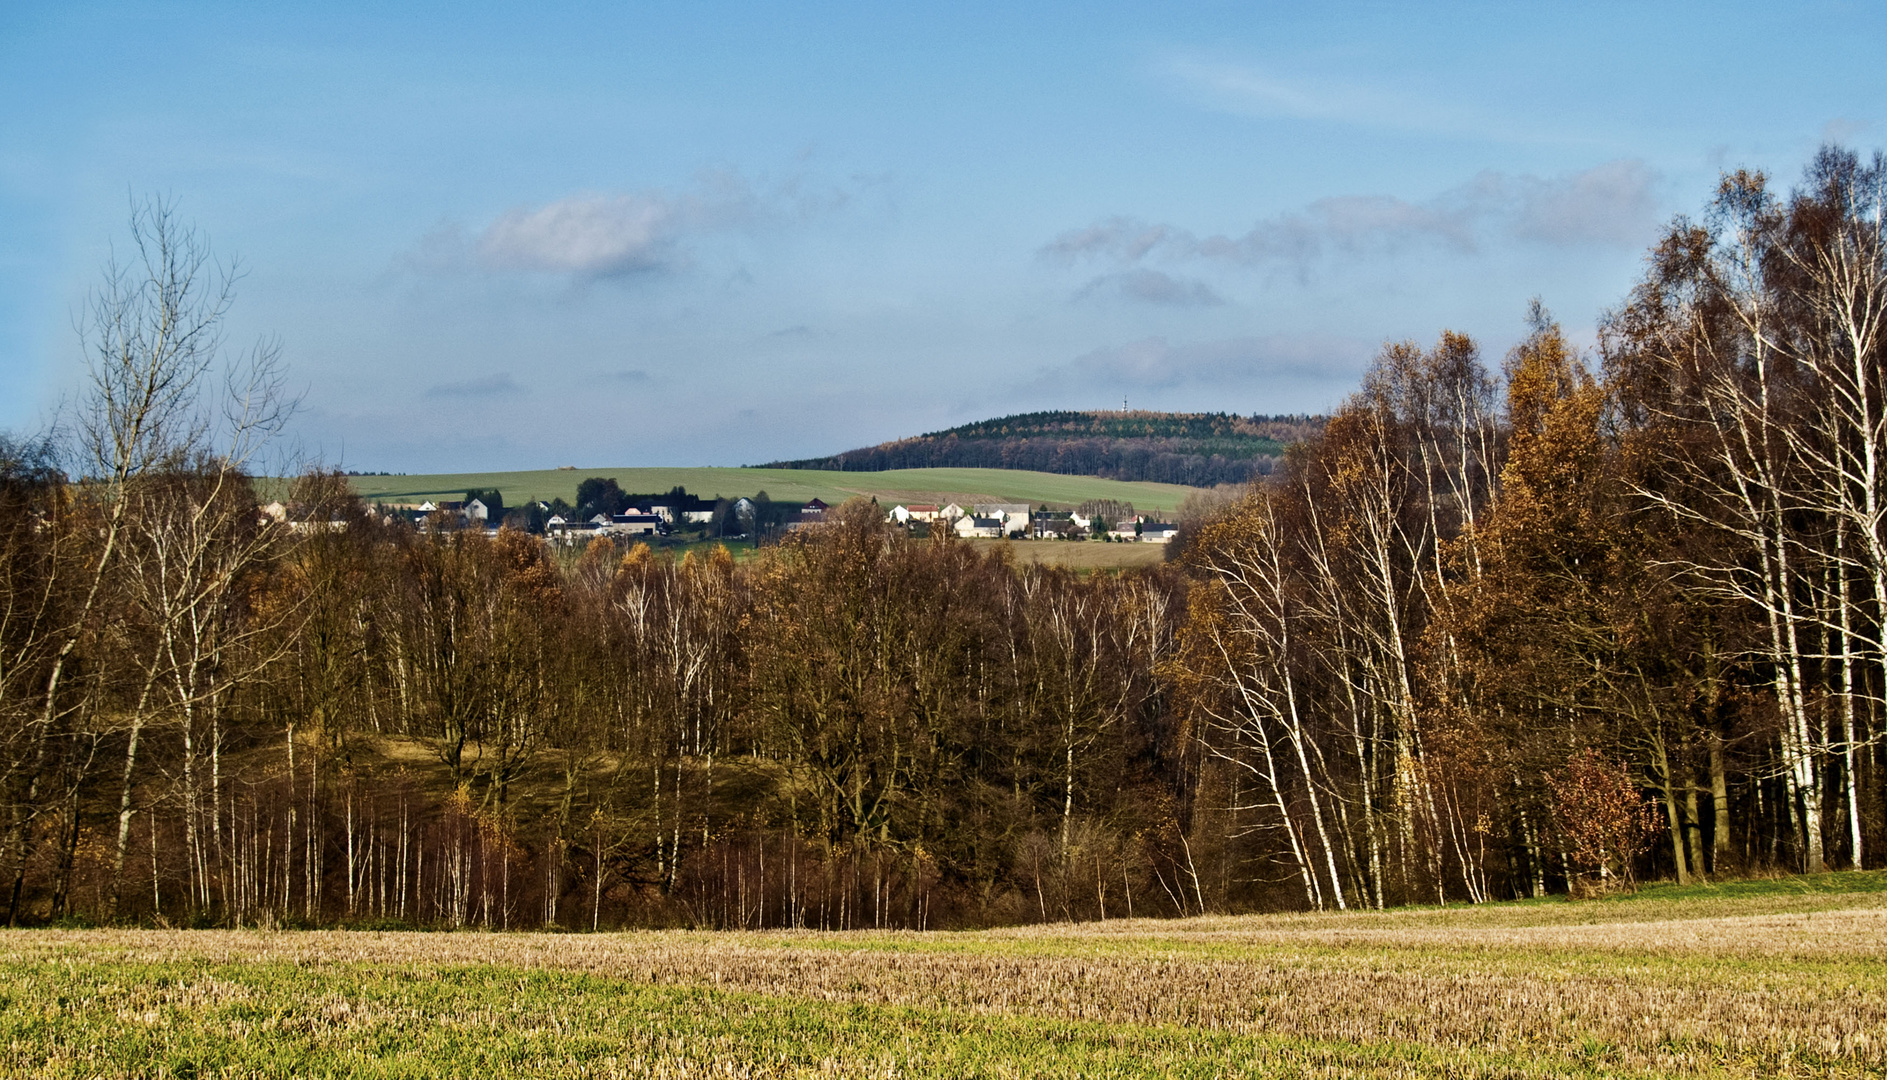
[[8, 899, 1885, 1075]]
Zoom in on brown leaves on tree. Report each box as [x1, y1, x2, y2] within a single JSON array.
[[1549, 748, 1661, 892]]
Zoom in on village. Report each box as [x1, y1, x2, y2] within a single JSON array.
[[274, 491, 1180, 544], [884, 501, 1177, 543]]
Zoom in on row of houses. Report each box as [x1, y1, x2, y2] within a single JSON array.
[[271, 493, 1177, 545], [350, 495, 729, 540], [887, 502, 1177, 543], [260, 498, 499, 529], [545, 496, 758, 542], [369, 499, 502, 528]]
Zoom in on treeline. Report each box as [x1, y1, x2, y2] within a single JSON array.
[[1170, 148, 1887, 905], [3, 152, 1885, 930], [1, 476, 1191, 929], [762, 410, 1325, 486]]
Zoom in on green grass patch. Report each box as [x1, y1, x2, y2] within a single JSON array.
[[0, 958, 1771, 1079], [342, 466, 1205, 515], [7, 880, 1885, 1077], [1611, 868, 1887, 903]]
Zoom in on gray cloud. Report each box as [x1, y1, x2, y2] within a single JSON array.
[[1506, 159, 1659, 246], [426, 372, 525, 398], [604, 369, 652, 384], [1040, 217, 1184, 263], [1026, 334, 1373, 394], [1220, 192, 1480, 260], [1823, 117, 1872, 146], [1076, 269, 1226, 307], [1042, 160, 1660, 272]]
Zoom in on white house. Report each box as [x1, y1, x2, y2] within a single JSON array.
[[728, 497, 757, 534], [645, 502, 714, 524], [939, 503, 968, 521], [465, 498, 490, 522], [955, 515, 1004, 539]]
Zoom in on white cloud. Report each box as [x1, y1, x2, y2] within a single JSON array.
[[409, 168, 847, 279], [1166, 57, 1426, 129], [1160, 56, 1516, 141], [477, 193, 684, 275]]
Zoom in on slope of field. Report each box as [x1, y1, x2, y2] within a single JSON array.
[[7, 873, 1884, 1077], [346, 466, 1205, 515], [763, 409, 1323, 487]]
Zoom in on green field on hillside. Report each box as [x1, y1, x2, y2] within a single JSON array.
[[346, 466, 1206, 514], [6, 874, 1884, 1077]]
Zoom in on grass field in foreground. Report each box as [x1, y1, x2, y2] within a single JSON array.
[[6, 872, 1885, 1078], [346, 467, 1205, 515]]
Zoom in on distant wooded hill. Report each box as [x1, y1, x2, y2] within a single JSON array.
[[762, 410, 1326, 486]]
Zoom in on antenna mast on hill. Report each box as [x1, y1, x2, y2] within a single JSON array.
[[1122, 396, 1128, 413]]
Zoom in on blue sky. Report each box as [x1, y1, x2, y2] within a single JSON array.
[[3, 1, 1881, 470]]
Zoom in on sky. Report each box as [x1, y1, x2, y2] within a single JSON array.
[[3, 1, 1883, 471]]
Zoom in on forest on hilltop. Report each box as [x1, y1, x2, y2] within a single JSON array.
[[3, 150, 1886, 930], [762, 410, 1324, 487]]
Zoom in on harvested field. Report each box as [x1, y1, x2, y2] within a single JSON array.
[[4, 880, 1883, 1077], [966, 537, 1171, 570]]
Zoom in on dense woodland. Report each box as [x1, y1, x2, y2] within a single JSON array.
[[763, 410, 1321, 486], [3, 150, 1885, 929]]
